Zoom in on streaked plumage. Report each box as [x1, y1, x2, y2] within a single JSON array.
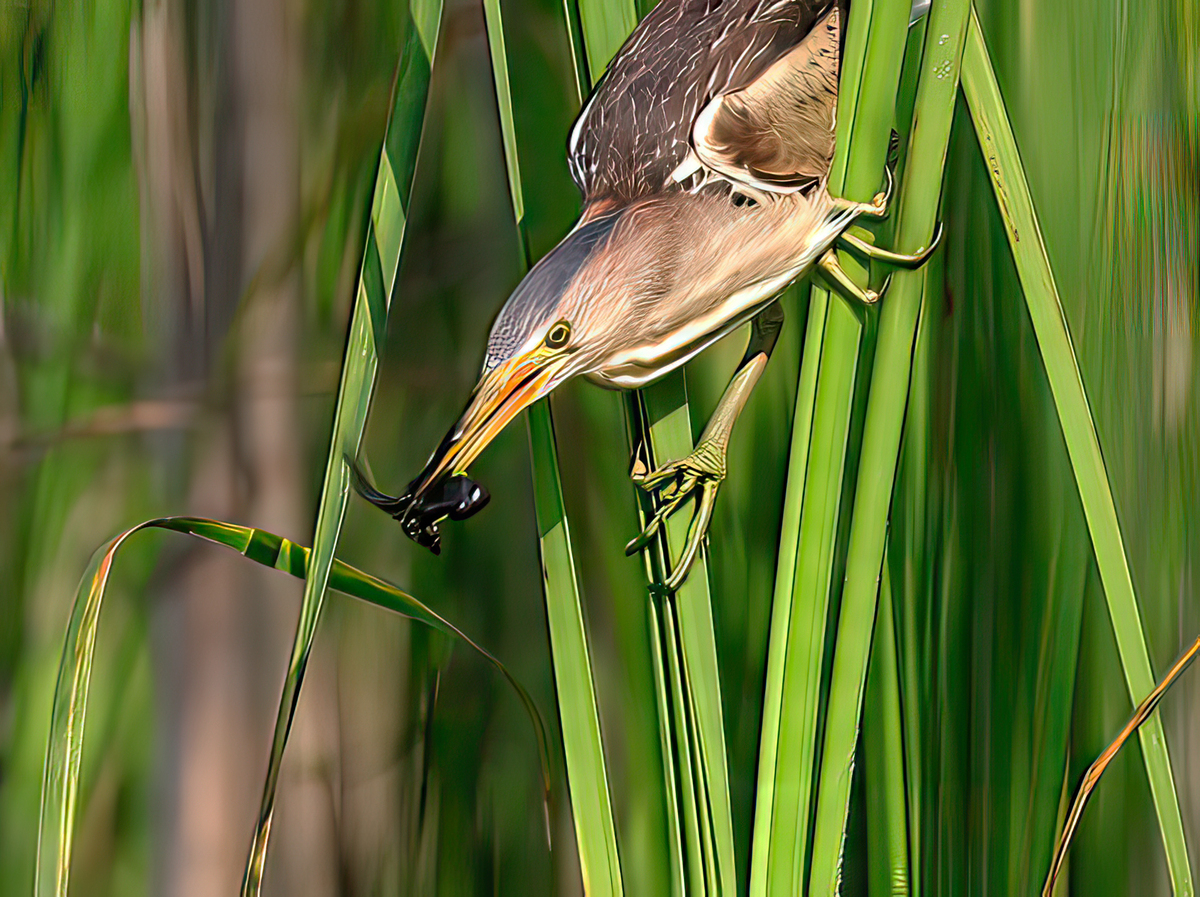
[[569, 0, 841, 205]]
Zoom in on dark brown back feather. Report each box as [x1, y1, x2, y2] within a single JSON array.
[[568, 0, 838, 204]]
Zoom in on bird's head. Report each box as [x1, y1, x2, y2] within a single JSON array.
[[355, 209, 633, 551]]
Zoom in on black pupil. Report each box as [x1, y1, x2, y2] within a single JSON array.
[[549, 325, 568, 346]]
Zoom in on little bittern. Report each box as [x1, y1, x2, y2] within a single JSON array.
[[355, 0, 938, 587]]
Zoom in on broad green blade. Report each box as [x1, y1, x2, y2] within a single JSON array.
[[481, 0, 623, 890], [526, 325, 623, 896], [567, 1, 736, 893], [808, 0, 971, 890], [891, 183, 941, 897], [961, 12, 1193, 895], [863, 559, 910, 897], [752, 0, 912, 892], [241, 3, 444, 893], [35, 517, 549, 897]]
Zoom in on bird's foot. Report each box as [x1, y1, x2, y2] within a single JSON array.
[[815, 250, 889, 307], [831, 166, 895, 220], [830, 157, 916, 221], [837, 222, 942, 270], [624, 439, 726, 591]]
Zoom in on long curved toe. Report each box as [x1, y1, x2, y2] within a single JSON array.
[[623, 440, 726, 591]]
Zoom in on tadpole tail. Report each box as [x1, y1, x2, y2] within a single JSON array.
[[346, 456, 410, 517]]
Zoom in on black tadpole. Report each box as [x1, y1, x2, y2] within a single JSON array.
[[347, 457, 490, 555]]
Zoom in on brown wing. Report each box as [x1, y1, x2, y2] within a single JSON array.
[[567, 0, 838, 205], [692, 5, 839, 193]]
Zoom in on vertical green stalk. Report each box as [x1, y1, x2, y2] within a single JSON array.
[[750, 262, 828, 896], [752, 0, 911, 892], [808, 0, 971, 891], [641, 381, 737, 895], [526, 408, 623, 895], [660, 593, 711, 893], [863, 558, 910, 897], [896, 268, 933, 897], [623, 396, 690, 897], [575, 2, 635, 81], [567, 2, 736, 893], [893, 238, 940, 897], [961, 12, 1193, 894], [564, 5, 690, 893], [481, 2, 622, 892], [240, 3, 443, 893], [646, 599, 693, 897]]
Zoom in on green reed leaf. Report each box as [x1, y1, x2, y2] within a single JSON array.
[[565, 2, 737, 891], [753, 0, 913, 891], [35, 517, 549, 897], [863, 558, 911, 897], [808, 0, 971, 890], [961, 12, 1193, 895], [481, 0, 624, 889]]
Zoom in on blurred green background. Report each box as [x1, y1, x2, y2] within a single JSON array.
[[1, 0, 1197, 893]]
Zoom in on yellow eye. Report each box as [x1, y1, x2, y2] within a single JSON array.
[[545, 320, 571, 349]]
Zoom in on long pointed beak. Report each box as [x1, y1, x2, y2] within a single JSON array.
[[352, 354, 558, 552], [415, 356, 556, 495]]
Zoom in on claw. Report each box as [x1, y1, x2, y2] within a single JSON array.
[[817, 250, 889, 308], [828, 165, 894, 221], [623, 442, 726, 591], [629, 440, 651, 483], [625, 485, 693, 555], [663, 479, 719, 591], [642, 464, 694, 492], [871, 165, 894, 216]]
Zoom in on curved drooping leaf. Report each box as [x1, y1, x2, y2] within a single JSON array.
[[35, 516, 550, 897], [1044, 636, 1200, 896]]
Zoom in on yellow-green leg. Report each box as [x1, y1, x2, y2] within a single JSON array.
[[625, 302, 785, 590], [815, 250, 886, 306]]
